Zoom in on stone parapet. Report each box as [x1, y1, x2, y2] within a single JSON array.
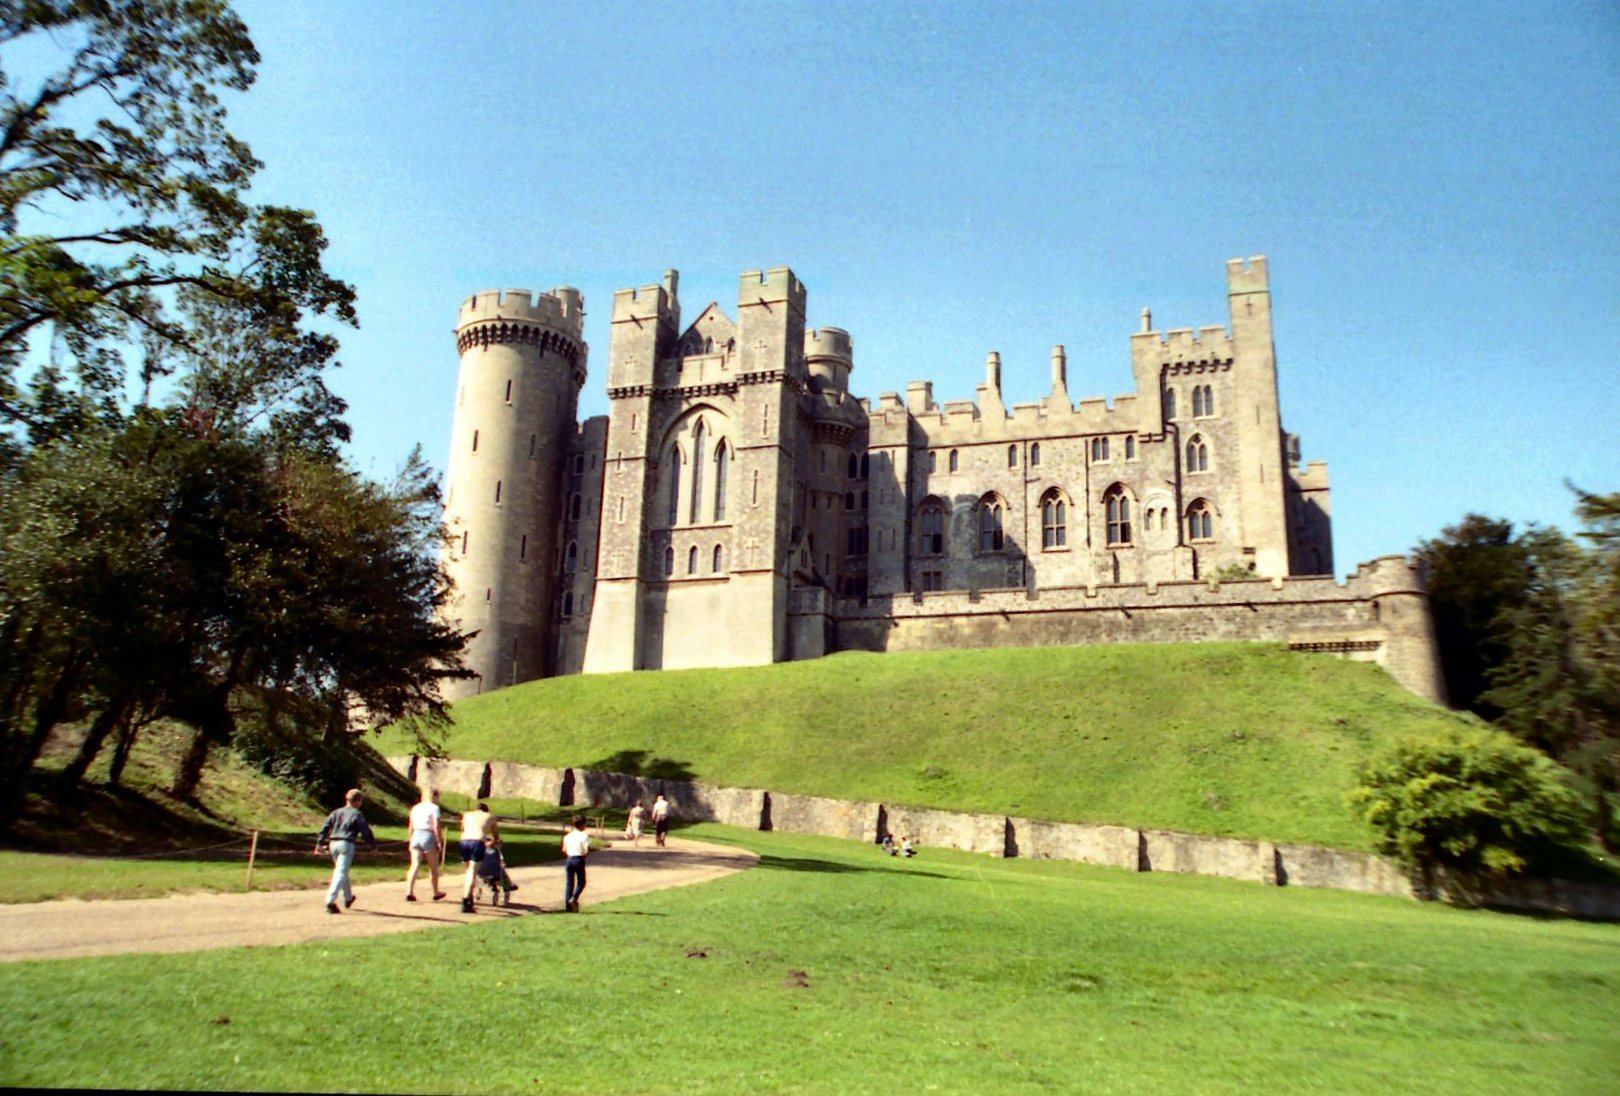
[[763, 792, 879, 843], [1009, 817, 1139, 870]]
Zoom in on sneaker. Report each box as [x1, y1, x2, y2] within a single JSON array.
[[432, 892, 447, 901], [405, 894, 417, 902], [344, 894, 356, 909], [326, 902, 341, 914], [507, 882, 520, 893]]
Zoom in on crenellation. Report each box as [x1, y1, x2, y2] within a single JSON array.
[[442, 257, 1444, 704]]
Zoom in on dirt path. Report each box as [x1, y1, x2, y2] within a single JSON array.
[[0, 837, 756, 963]]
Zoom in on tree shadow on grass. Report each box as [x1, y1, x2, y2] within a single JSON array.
[[754, 853, 953, 880], [582, 749, 696, 782]]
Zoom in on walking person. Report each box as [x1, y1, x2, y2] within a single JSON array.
[[651, 793, 672, 848], [458, 801, 500, 914], [624, 799, 646, 846], [314, 788, 376, 914], [562, 814, 591, 912], [404, 787, 446, 902]]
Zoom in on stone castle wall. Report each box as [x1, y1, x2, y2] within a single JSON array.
[[392, 755, 1619, 918]]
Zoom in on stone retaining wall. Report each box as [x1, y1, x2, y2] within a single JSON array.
[[387, 755, 1620, 919]]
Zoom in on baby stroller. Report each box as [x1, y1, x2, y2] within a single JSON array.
[[474, 842, 518, 906]]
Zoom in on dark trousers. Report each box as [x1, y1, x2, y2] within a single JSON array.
[[564, 856, 587, 906]]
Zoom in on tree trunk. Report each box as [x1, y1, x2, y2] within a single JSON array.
[[107, 716, 144, 788], [57, 697, 129, 792], [0, 645, 85, 813], [170, 724, 213, 801]]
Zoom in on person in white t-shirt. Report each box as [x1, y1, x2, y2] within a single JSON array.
[[561, 814, 591, 912], [404, 787, 445, 902], [651, 793, 671, 847]]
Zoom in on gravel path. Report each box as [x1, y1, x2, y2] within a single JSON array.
[[0, 837, 756, 963]]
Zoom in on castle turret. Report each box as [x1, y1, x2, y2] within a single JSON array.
[[443, 287, 586, 697], [805, 326, 853, 394], [1227, 256, 1290, 577]]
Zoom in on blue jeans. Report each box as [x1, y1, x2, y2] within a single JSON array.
[[325, 839, 356, 905], [564, 856, 587, 907]]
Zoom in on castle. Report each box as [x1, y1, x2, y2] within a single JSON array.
[[440, 258, 1445, 703]]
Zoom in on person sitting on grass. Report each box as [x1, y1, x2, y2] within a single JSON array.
[[901, 835, 916, 858]]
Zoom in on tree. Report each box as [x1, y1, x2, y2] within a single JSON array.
[[0, 2, 466, 812], [1415, 515, 1531, 718], [1, 0, 353, 454], [1348, 727, 1584, 899]]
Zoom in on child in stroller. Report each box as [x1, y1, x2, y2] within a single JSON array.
[[473, 834, 518, 905]]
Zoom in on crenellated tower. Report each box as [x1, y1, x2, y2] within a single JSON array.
[[442, 287, 586, 697]]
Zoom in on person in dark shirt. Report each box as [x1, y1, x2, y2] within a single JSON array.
[[315, 788, 377, 914]]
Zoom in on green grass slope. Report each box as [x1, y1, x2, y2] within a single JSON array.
[[380, 643, 1475, 851]]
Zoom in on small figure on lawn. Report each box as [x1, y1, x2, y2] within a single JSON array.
[[902, 835, 917, 859], [625, 799, 646, 846], [562, 814, 591, 912], [651, 793, 672, 848], [881, 832, 896, 856]]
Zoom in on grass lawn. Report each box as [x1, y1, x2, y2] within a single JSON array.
[[381, 643, 1476, 851], [1, 825, 1616, 1094]]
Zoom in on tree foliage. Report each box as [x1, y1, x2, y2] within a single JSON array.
[[1348, 727, 1584, 895], [1413, 496, 1620, 851], [0, 1, 467, 812]]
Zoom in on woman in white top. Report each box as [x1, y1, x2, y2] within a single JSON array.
[[404, 787, 445, 902]]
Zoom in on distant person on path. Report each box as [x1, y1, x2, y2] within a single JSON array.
[[562, 814, 591, 912], [651, 793, 671, 847], [405, 787, 446, 902], [458, 802, 499, 913], [624, 799, 646, 846], [314, 788, 376, 914]]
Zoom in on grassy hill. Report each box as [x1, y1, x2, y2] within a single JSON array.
[[379, 642, 1477, 851]]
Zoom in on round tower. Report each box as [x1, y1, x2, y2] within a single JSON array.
[[443, 287, 586, 698], [805, 326, 853, 395]]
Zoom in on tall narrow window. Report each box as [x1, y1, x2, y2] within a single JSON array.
[[504, 379, 513, 403], [565, 541, 577, 572], [978, 496, 1004, 552], [1187, 499, 1214, 541], [713, 544, 724, 572], [1164, 388, 1178, 420], [1186, 435, 1208, 472], [1008, 445, 1017, 468], [949, 449, 959, 473], [751, 469, 759, 506], [520, 534, 527, 560], [1091, 437, 1110, 462], [472, 430, 479, 452], [848, 454, 858, 478], [617, 496, 625, 523], [861, 454, 870, 478], [713, 442, 729, 521], [1125, 435, 1136, 459], [663, 546, 674, 577], [1031, 442, 1041, 466], [562, 592, 573, 619], [570, 493, 581, 521], [688, 545, 698, 574], [494, 480, 502, 504], [460, 531, 469, 554], [1041, 491, 1067, 548], [529, 434, 535, 457], [668, 448, 683, 525], [690, 421, 705, 522], [919, 500, 945, 556], [928, 451, 937, 473], [1105, 486, 1133, 546]]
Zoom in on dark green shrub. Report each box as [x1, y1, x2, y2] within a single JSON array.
[[1348, 727, 1584, 895]]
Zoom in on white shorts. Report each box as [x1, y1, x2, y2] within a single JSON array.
[[409, 831, 439, 853]]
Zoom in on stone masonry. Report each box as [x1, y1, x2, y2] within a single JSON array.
[[440, 258, 1444, 702]]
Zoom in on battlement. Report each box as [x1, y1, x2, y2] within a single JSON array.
[[459, 287, 584, 339], [739, 266, 807, 312], [1133, 325, 1235, 360], [1226, 255, 1269, 294], [611, 280, 676, 324], [805, 326, 853, 362]]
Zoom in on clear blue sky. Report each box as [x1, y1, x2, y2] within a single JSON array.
[[227, 0, 1618, 573]]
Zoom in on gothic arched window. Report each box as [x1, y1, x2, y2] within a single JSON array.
[[918, 499, 946, 556], [668, 447, 683, 526], [690, 420, 706, 522], [713, 544, 725, 572], [1104, 485, 1133, 546], [1163, 387, 1178, 420], [1187, 498, 1214, 541], [688, 545, 698, 574], [1031, 442, 1041, 466], [949, 449, 959, 473], [713, 441, 729, 522], [663, 546, 674, 577], [1008, 445, 1018, 468], [1041, 490, 1067, 549], [977, 495, 1005, 553], [1186, 435, 1209, 473]]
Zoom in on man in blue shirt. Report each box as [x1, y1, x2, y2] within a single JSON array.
[[315, 788, 377, 914]]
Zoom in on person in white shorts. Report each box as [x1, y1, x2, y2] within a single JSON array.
[[405, 787, 445, 902], [624, 799, 645, 846]]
